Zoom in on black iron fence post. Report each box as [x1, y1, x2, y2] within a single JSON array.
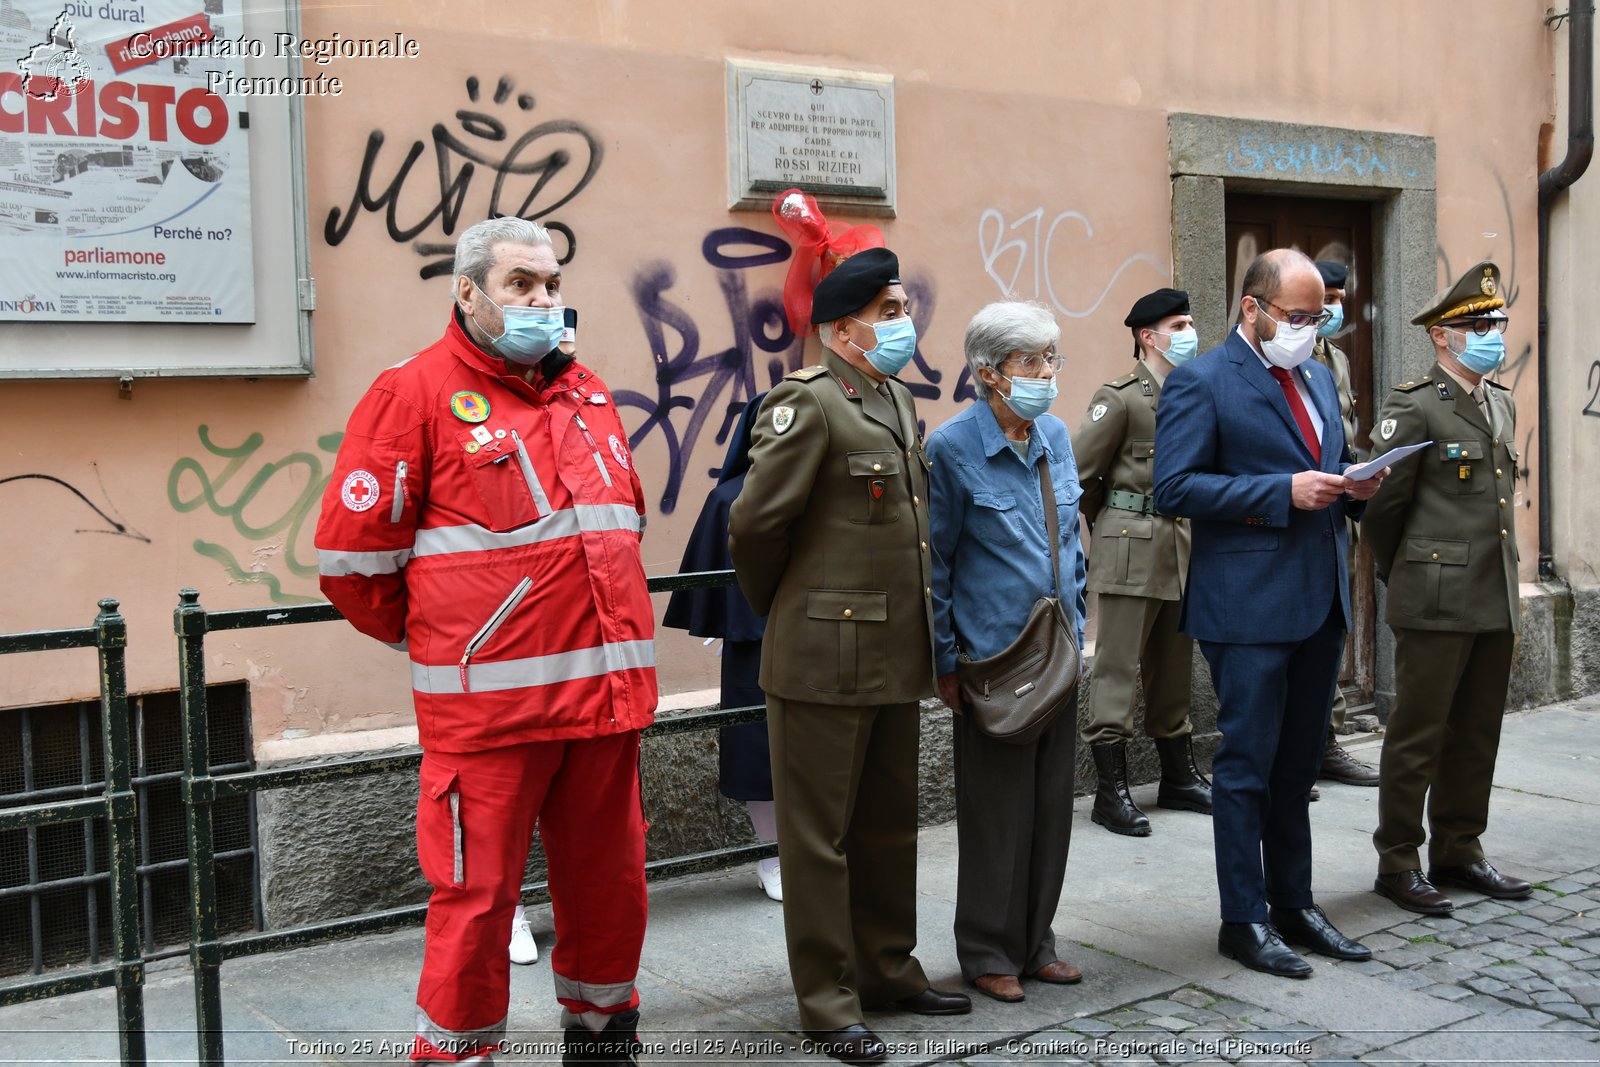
[[174, 589, 224, 1066], [95, 599, 147, 1067]]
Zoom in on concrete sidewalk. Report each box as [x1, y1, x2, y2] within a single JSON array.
[[5, 697, 1599, 1066]]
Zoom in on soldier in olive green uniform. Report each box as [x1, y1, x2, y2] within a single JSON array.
[[1364, 260, 1533, 917], [730, 248, 969, 1064], [1311, 261, 1381, 787], [1076, 289, 1210, 836]]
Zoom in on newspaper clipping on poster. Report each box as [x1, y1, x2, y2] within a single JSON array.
[[0, 0, 255, 323]]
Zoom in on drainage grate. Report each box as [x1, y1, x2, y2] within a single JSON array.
[[0, 684, 260, 977]]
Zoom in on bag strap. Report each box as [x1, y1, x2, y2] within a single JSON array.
[[1037, 452, 1062, 602]]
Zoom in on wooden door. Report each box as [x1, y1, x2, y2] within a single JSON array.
[[1224, 193, 1377, 710]]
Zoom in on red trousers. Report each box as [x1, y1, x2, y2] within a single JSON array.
[[411, 731, 648, 1062]]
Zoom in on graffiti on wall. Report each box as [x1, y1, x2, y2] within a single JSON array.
[[167, 427, 342, 604], [617, 227, 951, 514], [978, 207, 1166, 318], [0, 470, 148, 542], [324, 75, 603, 278]]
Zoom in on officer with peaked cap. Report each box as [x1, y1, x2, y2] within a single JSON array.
[[730, 247, 970, 1065], [1363, 260, 1532, 915], [1074, 288, 1210, 836], [1311, 260, 1381, 787]]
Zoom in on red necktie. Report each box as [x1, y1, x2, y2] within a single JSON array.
[[1268, 365, 1320, 458]]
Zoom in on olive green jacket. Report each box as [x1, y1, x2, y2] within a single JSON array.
[[729, 349, 936, 703], [1362, 362, 1520, 634], [1073, 360, 1190, 600]]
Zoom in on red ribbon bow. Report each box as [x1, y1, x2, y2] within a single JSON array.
[[770, 188, 886, 334]]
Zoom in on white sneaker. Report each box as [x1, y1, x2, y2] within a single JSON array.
[[756, 862, 782, 902], [510, 905, 538, 965]]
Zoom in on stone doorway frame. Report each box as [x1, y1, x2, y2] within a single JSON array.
[[1166, 112, 1439, 717]]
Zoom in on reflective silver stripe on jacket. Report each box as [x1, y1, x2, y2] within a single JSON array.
[[511, 429, 554, 518], [552, 971, 638, 1010], [317, 547, 413, 576], [412, 639, 656, 695], [414, 1005, 504, 1062], [411, 504, 641, 558]]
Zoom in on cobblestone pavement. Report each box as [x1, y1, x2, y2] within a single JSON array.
[[960, 867, 1600, 1066]]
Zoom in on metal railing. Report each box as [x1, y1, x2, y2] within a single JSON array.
[[0, 601, 146, 1066], [171, 570, 766, 1065]]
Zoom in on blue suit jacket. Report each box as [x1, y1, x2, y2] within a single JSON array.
[[1153, 330, 1359, 645]]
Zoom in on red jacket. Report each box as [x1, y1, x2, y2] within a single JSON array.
[[315, 313, 657, 750]]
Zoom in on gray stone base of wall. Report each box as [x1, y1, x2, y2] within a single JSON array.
[[257, 585, 1599, 928]]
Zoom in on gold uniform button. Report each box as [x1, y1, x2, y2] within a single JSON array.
[[1431, 552, 1440, 561], [920, 541, 928, 552], [872, 463, 882, 472], [1499, 498, 1507, 508], [913, 496, 921, 506], [1147, 448, 1155, 456], [1493, 439, 1502, 447], [925, 586, 932, 598], [1121, 528, 1129, 536], [1496, 468, 1504, 478], [842, 609, 853, 618], [1501, 529, 1509, 540]]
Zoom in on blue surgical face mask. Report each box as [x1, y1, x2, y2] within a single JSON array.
[[1318, 303, 1344, 338], [1454, 328, 1507, 375], [1001, 373, 1058, 420], [473, 281, 565, 364], [847, 315, 918, 377], [1158, 327, 1199, 367]]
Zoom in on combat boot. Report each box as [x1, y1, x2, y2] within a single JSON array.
[[563, 1010, 642, 1067], [1090, 741, 1151, 836], [1154, 735, 1213, 814]]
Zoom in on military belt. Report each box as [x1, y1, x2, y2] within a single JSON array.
[[1106, 489, 1159, 515]]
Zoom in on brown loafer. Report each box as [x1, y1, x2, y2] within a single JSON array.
[[971, 973, 1024, 1002], [1029, 959, 1083, 984], [1374, 869, 1454, 915]]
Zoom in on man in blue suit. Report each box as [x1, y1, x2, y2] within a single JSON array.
[[1153, 249, 1388, 978]]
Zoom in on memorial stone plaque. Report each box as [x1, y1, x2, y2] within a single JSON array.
[[727, 59, 896, 215]]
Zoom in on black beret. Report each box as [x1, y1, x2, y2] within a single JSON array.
[[810, 247, 900, 324], [1315, 260, 1349, 289], [1123, 288, 1190, 329]]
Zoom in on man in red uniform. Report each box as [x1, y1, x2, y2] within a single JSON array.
[[315, 217, 657, 1066]]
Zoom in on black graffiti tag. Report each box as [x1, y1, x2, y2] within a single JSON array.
[[324, 75, 602, 279]]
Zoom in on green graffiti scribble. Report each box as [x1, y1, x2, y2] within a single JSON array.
[[168, 426, 344, 603], [191, 541, 322, 605]]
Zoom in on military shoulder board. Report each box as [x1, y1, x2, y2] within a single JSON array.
[[1394, 377, 1432, 393], [786, 365, 828, 382], [1109, 372, 1140, 390]]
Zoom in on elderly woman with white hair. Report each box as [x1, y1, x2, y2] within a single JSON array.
[[927, 300, 1088, 1004]]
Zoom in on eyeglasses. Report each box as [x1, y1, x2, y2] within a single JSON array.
[[1251, 296, 1333, 331], [1441, 318, 1509, 337], [1004, 348, 1063, 373]]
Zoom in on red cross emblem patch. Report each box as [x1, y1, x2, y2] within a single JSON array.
[[341, 469, 380, 512]]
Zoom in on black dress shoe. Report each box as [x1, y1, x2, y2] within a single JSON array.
[[1217, 921, 1312, 978], [1269, 905, 1372, 961], [889, 986, 971, 1015], [806, 1025, 887, 1066], [1430, 860, 1533, 900], [1374, 870, 1454, 915]]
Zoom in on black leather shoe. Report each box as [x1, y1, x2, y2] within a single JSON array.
[[889, 986, 971, 1015], [1374, 870, 1454, 915], [1217, 921, 1312, 978], [806, 1025, 887, 1066], [1429, 860, 1533, 900], [1269, 905, 1372, 961]]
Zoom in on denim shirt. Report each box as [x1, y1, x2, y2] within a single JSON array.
[[927, 401, 1088, 677]]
